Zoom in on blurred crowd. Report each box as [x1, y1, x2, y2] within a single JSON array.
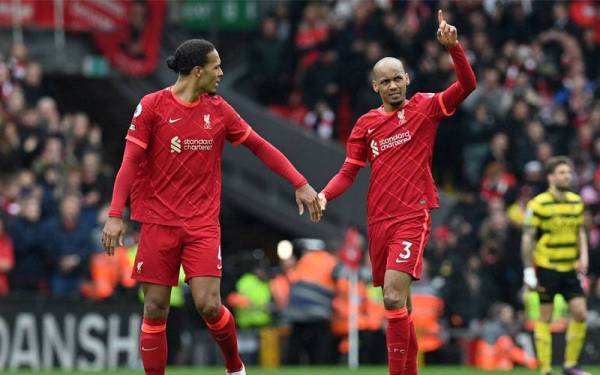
[[0, 43, 113, 297]]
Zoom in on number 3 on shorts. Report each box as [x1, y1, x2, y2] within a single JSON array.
[[399, 241, 412, 259]]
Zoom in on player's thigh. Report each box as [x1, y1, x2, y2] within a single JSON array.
[[133, 223, 183, 286], [367, 221, 390, 288], [386, 210, 431, 280], [536, 267, 560, 305], [181, 225, 222, 280], [561, 270, 585, 303]]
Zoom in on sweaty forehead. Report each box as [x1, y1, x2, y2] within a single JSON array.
[[373, 58, 404, 80]]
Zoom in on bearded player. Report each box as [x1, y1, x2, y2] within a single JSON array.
[[522, 157, 590, 375], [318, 11, 476, 375], [102, 39, 322, 375]]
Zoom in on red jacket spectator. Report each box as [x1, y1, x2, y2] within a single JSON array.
[[481, 162, 517, 202], [0, 218, 15, 295]]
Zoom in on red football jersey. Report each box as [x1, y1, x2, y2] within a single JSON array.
[[125, 88, 251, 227], [345, 92, 454, 224]]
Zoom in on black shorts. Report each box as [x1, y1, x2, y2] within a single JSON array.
[[536, 267, 584, 303]]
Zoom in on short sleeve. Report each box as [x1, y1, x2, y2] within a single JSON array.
[[413, 92, 455, 122], [222, 100, 252, 145], [125, 95, 156, 149], [345, 122, 367, 167], [524, 200, 541, 228], [576, 202, 585, 226]]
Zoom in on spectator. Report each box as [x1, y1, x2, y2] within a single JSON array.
[[69, 112, 93, 160], [37, 97, 61, 134], [301, 49, 341, 110], [269, 90, 309, 126], [285, 238, 338, 365], [7, 196, 46, 292], [9, 43, 28, 80], [0, 62, 15, 101], [42, 194, 94, 296], [473, 303, 537, 370], [22, 62, 45, 104], [480, 162, 517, 202], [304, 101, 335, 139], [0, 122, 21, 173], [247, 17, 291, 105], [463, 103, 498, 187], [81, 152, 111, 207], [227, 252, 273, 330], [0, 216, 14, 296]]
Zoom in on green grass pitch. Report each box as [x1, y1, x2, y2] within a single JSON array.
[[10, 366, 600, 374]]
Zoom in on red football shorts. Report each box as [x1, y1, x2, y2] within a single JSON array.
[[367, 209, 431, 287], [131, 223, 222, 286]]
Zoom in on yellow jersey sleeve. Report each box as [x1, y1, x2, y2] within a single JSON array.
[[576, 201, 584, 226]]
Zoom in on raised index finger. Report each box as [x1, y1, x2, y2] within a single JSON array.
[[438, 9, 444, 25]]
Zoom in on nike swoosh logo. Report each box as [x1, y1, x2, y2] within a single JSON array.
[[367, 129, 374, 134], [217, 264, 222, 270], [168, 118, 182, 124], [395, 259, 409, 264], [141, 347, 158, 352]]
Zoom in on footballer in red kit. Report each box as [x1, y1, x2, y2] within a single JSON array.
[[102, 39, 322, 375], [319, 11, 476, 375]]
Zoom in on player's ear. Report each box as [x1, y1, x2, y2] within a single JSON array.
[[194, 66, 203, 78], [405, 72, 410, 86], [372, 80, 378, 93]]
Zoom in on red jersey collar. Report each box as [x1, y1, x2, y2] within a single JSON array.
[[168, 86, 203, 108], [377, 99, 409, 115]]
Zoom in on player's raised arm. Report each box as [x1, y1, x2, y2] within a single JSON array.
[[436, 9, 477, 114]]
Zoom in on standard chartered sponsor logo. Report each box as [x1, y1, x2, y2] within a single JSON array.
[[183, 138, 213, 150], [370, 140, 379, 158], [170, 136, 213, 153], [379, 130, 411, 151], [171, 136, 181, 153]]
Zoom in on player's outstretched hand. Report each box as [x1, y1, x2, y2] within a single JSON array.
[[102, 216, 125, 256], [436, 10, 457, 48], [295, 183, 323, 223], [318, 192, 327, 211]]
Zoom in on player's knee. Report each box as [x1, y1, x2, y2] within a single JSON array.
[[572, 309, 587, 322], [195, 298, 221, 319], [144, 299, 170, 319], [383, 288, 406, 310]]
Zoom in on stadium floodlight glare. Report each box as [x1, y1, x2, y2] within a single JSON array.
[[277, 240, 293, 260]]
